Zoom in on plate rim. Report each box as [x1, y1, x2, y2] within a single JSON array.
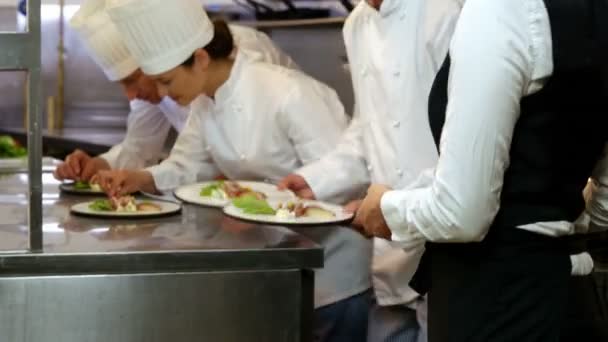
[[173, 180, 295, 208], [223, 200, 353, 226], [70, 199, 182, 219], [59, 182, 106, 195]]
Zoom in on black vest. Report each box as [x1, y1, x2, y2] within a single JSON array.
[[428, 0, 608, 231]]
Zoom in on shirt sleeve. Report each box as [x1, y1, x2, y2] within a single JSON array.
[[296, 105, 371, 204], [99, 100, 171, 169], [277, 76, 366, 203], [380, 0, 538, 246], [584, 143, 608, 228], [146, 98, 221, 191]]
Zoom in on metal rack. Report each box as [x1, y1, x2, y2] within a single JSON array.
[[0, 1, 42, 251]]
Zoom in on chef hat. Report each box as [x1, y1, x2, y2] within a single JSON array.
[[69, 0, 138, 81], [106, 0, 214, 76]]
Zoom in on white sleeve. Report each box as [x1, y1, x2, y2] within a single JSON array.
[[99, 100, 171, 169], [145, 100, 221, 191], [296, 105, 371, 203], [584, 143, 608, 228], [380, 0, 535, 246], [570, 252, 594, 276], [277, 78, 367, 203]]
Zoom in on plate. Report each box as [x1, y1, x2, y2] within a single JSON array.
[[223, 199, 353, 226], [60, 182, 105, 195], [0, 157, 60, 173], [174, 181, 296, 208], [70, 200, 182, 219]]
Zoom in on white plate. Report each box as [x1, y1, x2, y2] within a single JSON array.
[[0, 158, 24, 169], [174, 181, 296, 208], [60, 182, 106, 195], [70, 200, 181, 219], [223, 199, 353, 226], [0, 157, 61, 172]]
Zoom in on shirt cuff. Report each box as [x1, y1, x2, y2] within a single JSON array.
[[296, 162, 330, 200], [570, 252, 594, 276], [145, 164, 173, 192], [381, 190, 425, 248]]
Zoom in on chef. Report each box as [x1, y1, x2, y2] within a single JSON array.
[[355, 0, 608, 340], [278, 0, 460, 340], [98, 0, 373, 340], [54, 0, 297, 182]]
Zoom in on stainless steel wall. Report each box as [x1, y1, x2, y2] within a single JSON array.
[[0, 5, 354, 131]]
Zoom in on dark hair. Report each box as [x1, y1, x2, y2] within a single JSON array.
[[182, 19, 234, 67]]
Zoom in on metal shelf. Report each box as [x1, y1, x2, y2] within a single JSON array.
[[0, 1, 42, 251]]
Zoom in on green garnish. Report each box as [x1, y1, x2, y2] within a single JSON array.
[[89, 199, 113, 211], [232, 195, 276, 215], [200, 181, 224, 197], [0, 135, 27, 158], [74, 181, 91, 190]]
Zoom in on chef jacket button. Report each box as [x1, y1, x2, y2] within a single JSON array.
[[361, 67, 368, 77], [240, 154, 246, 161], [393, 71, 401, 77], [396, 168, 404, 177], [393, 120, 401, 128], [367, 164, 373, 171]]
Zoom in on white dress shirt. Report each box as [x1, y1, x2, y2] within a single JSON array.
[[381, 0, 608, 249], [146, 50, 372, 308], [298, 0, 461, 306], [99, 24, 297, 170]]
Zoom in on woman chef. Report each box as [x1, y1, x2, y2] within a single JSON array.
[[99, 0, 374, 340]]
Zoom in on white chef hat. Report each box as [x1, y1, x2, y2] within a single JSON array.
[[106, 0, 214, 76], [69, 0, 138, 81]]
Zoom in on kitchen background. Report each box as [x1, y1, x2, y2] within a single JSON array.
[[0, 0, 354, 134]]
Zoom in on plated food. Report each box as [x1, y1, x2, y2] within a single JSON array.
[[59, 180, 104, 194], [174, 181, 295, 208], [71, 196, 181, 218], [224, 195, 352, 226], [0, 135, 26, 158], [200, 181, 267, 200]]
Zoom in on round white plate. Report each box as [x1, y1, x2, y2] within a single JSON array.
[[70, 200, 181, 218], [174, 181, 296, 208], [0, 158, 24, 169], [60, 182, 105, 195], [0, 157, 61, 172], [223, 199, 353, 226]]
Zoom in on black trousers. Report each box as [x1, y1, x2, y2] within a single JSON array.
[[422, 229, 572, 342], [560, 273, 608, 342]]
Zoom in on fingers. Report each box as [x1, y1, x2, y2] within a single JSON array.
[[278, 174, 316, 199], [55, 150, 90, 181], [296, 188, 316, 200], [81, 158, 110, 181], [277, 174, 297, 191], [98, 171, 123, 197]]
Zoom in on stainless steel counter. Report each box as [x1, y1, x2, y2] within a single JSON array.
[[0, 170, 323, 342]]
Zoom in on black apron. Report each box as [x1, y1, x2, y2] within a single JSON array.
[[413, 0, 608, 341]]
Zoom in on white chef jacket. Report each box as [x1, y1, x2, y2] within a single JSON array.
[[99, 24, 298, 170], [380, 0, 608, 249], [297, 0, 461, 306], [147, 50, 373, 308]]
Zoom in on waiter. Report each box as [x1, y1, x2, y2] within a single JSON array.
[[54, 0, 296, 182], [356, 0, 608, 340], [279, 0, 461, 340]]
